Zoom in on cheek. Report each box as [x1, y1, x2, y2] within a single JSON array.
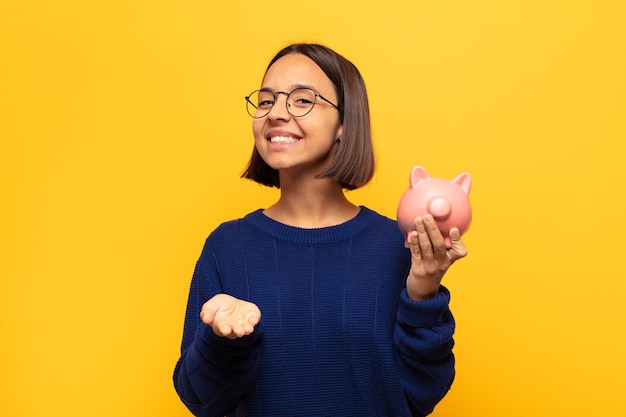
[[252, 119, 264, 141]]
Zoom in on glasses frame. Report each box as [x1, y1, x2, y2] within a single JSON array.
[[245, 87, 340, 118]]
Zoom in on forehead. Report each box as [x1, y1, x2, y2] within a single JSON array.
[[262, 53, 335, 94]]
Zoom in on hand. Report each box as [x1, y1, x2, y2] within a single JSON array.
[[200, 294, 261, 339], [406, 214, 468, 301]]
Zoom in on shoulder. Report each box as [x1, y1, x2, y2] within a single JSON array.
[[195, 209, 266, 259], [207, 209, 265, 240], [357, 207, 403, 237]]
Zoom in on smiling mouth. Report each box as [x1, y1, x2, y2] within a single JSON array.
[[269, 136, 300, 144]]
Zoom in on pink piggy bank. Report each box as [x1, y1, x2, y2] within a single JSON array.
[[397, 166, 472, 248]]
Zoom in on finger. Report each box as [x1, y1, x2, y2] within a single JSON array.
[[409, 228, 421, 250], [246, 307, 262, 327], [415, 216, 433, 258], [422, 214, 445, 247], [216, 321, 234, 338], [404, 232, 412, 248], [234, 314, 258, 337], [231, 304, 261, 338], [447, 228, 468, 261], [241, 321, 255, 336], [408, 228, 424, 265], [200, 298, 219, 325], [230, 323, 246, 338], [412, 216, 439, 274], [421, 214, 448, 264]]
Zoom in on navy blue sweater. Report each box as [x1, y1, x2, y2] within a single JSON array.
[[173, 207, 455, 416]]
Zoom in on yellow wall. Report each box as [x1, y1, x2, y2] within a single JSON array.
[[2, 1, 625, 416]]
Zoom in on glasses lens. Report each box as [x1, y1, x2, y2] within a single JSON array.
[[246, 90, 274, 118], [287, 88, 316, 117]]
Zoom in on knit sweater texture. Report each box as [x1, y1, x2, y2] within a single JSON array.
[[173, 207, 455, 417]]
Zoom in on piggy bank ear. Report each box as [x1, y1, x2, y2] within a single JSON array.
[[409, 166, 431, 188], [452, 172, 472, 194]]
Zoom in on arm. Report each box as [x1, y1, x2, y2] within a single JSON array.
[[173, 255, 263, 417], [397, 214, 467, 415], [394, 287, 455, 416]]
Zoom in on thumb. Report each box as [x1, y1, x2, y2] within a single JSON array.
[[447, 228, 468, 261], [200, 297, 220, 325]]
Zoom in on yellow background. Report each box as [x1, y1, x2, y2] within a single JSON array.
[[2, 0, 625, 416]]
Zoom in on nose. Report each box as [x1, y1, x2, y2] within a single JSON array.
[[267, 92, 291, 121]]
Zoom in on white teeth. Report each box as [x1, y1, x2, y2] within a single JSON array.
[[270, 136, 299, 143]]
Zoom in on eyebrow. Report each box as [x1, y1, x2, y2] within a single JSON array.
[[259, 83, 319, 93]]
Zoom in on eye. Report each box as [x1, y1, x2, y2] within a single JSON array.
[[293, 97, 314, 105], [257, 98, 275, 108], [290, 89, 316, 108], [256, 92, 275, 109]]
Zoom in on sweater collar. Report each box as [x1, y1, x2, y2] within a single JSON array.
[[244, 206, 380, 244]]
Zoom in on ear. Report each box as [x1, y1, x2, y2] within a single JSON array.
[[336, 124, 343, 142], [409, 166, 431, 188], [452, 172, 472, 194]]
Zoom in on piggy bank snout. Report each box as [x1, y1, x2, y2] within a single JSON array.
[[428, 197, 451, 221]]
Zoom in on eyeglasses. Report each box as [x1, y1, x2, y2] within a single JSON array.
[[245, 87, 339, 118]]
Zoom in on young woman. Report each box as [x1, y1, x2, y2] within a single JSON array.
[[173, 43, 468, 417]]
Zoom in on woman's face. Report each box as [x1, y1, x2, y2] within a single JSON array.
[[252, 53, 343, 177]]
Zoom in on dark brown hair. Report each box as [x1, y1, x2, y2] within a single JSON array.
[[241, 43, 375, 190]]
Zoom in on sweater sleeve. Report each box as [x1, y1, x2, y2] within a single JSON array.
[[393, 286, 455, 417], [173, 249, 264, 417]]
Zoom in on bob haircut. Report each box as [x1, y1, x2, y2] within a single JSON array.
[[241, 43, 375, 190]]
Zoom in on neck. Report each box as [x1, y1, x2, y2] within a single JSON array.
[[264, 177, 359, 228]]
